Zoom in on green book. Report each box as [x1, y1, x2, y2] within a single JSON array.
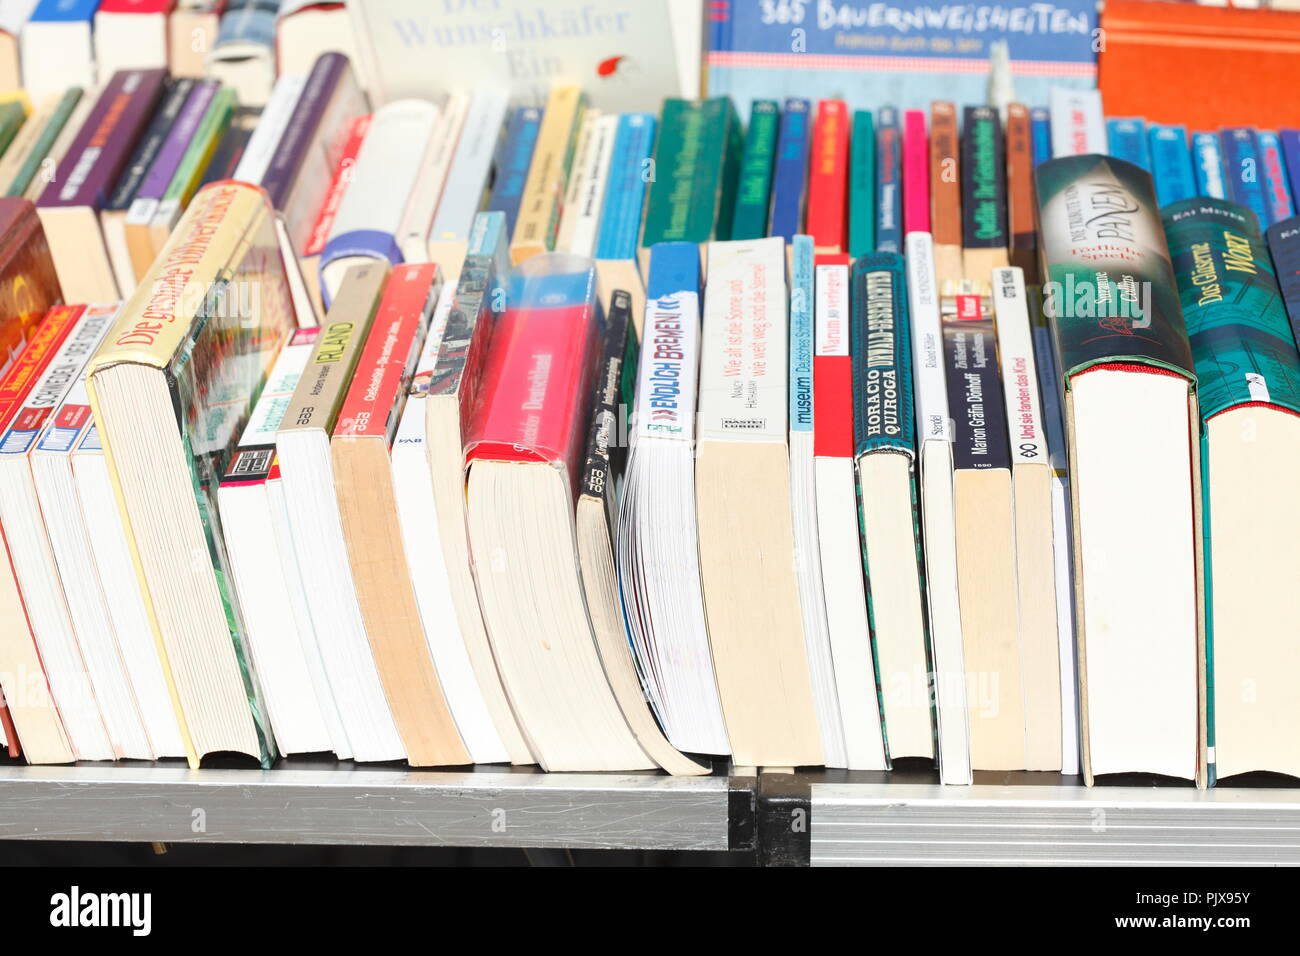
[[5, 87, 82, 198], [729, 100, 778, 240], [0, 101, 25, 161], [159, 87, 236, 216], [640, 97, 743, 252], [848, 110, 875, 258]]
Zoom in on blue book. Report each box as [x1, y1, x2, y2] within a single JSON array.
[[1148, 124, 1196, 207], [768, 98, 810, 243], [875, 106, 901, 254], [594, 113, 656, 261], [1192, 132, 1227, 200], [1031, 107, 1052, 167], [1256, 131, 1295, 224], [486, 105, 542, 236], [1221, 128, 1270, 227], [788, 235, 814, 439], [1280, 130, 1300, 207], [28, 0, 98, 22], [1106, 118, 1150, 171]]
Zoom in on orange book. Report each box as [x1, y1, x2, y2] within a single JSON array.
[[1100, 0, 1300, 130]]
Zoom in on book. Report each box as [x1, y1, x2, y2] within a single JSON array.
[[960, 105, 1009, 280], [20, 0, 96, 101], [217, 327, 348, 758], [615, 241, 730, 759], [1169, 197, 1300, 782], [332, 263, 470, 767], [1006, 103, 1038, 279], [319, 99, 439, 304], [85, 180, 296, 769], [36, 68, 168, 303], [486, 105, 542, 238], [1031, 106, 1052, 167], [706, 0, 1097, 115], [1149, 123, 1196, 208], [1106, 118, 1151, 171], [696, 235, 821, 767], [768, 98, 810, 244], [424, 211, 533, 765], [0, 97, 26, 159], [575, 287, 709, 776], [875, 106, 901, 254], [729, 99, 777, 242], [1221, 128, 1271, 228], [847, 110, 874, 259], [0, 303, 118, 761], [0, 196, 63, 375], [0, 88, 82, 198], [901, 109, 928, 235], [0, 0, 37, 91], [784, 236, 845, 769], [929, 101, 963, 286], [1257, 130, 1294, 224], [806, 100, 849, 254], [511, 85, 586, 265], [1048, 87, 1105, 158], [276, 0, 368, 95], [395, 90, 466, 266], [1191, 130, 1227, 201], [297, 111, 369, 314], [169, 0, 224, 79], [1036, 153, 1204, 786], [208, 0, 278, 107], [638, 97, 742, 268], [101, 76, 195, 296], [592, 111, 654, 336], [1282, 129, 1300, 204], [197, 106, 260, 190], [230, 72, 305, 188], [851, 250, 934, 763], [276, 261, 406, 764], [554, 109, 613, 257], [22, 80, 94, 203], [814, 250, 886, 770], [991, 266, 1062, 771], [95, 0, 173, 79], [465, 253, 653, 772], [426, 90, 508, 275]]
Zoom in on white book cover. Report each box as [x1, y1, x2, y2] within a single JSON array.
[[427, 90, 509, 248], [556, 110, 616, 257], [232, 72, 307, 185], [1049, 87, 1106, 158], [397, 91, 469, 264]]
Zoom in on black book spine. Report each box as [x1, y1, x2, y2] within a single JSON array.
[[581, 289, 634, 502], [105, 78, 195, 212]]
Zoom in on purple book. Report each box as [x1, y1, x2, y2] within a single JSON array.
[[38, 68, 168, 211], [261, 52, 357, 212], [131, 80, 219, 209]]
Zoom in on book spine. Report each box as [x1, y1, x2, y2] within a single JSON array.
[[1036, 153, 1195, 379], [769, 98, 810, 243], [847, 110, 874, 259], [960, 105, 1007, 256], [555, 110, 601, 254], [929, 102, 961, 250], [1167, 197, 1300, 421], [905, 232, 950, 443], [1006, 103, 1037, 281], [106, 78, 195, 211], [635, 241, 701, 442], [260, 52, 348, 210], [1221, 128, 1270, 227], [942, 291, 1011, 471], [580, 288, 633, 501], [1191, 131, 1227, 201], [1256, 131, 1295, 225], [428, 92, 508, 246], [1281, 129, 1300, 207], [788, 235, 814, 437], [806, 100, 849, 253], [875, 107, 901, 254], [486, 105, 542, 238], [594, 112, 654, 261], [1030, 107, 1051, 168], [0, 305, 85, 427], [303, 113, 371, 258], [5, 87, 82, 199], [511, 85, 585, 263], [230, 74, 305, 186], [1106, 118, 1150, 172], [1048, 87, 1105, 157], [729, 99, 778, 242], [1149, 125, 1196, 209], [689, 97, 742, 243], [135, 80, 217, 204], [902, 109, 928, 235], [851, 252, 913, 458], [813, 252, 852, 459], [990, 267, 1047, 466], [198, 108, 258, 191], [222, 327, 319, 483], [1266, 214, 1300, 347]]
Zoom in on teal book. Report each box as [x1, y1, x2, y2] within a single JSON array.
[[848, 110, 874, 259], [1165, 196, 1300, 784], [729, 100, 778, 240]]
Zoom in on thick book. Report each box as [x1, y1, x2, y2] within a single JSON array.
[[465, 254, 653, 772], [1036, 153, 1204, 786], [851, 251, 934, 764], [875, 107, 901, 254], [806, 100, 849, 254], [616, 241, 730, 759], [768, 98, 810, 244], [331, 263, 470, 767], [276, 262, 406, 764], [847, 110, 874, 258], [486, 105, 542, 238], [729, 99, 777, 241], [0, 196, 62, 375], [510, 85, 586, 265], [814, 251, 886, 770], [593, 111, 655, 336], [1221, 128, 1270, 228], [85, 180, 296, 769], [696, 235, 821, 767], [36, 68, 168, 302], [1170, 197, 1300, 782]]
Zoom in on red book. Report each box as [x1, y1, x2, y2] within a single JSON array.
[[465, 262, 599, 486], [902, 110, 929, 235], [813, 253, 853, 460], [304, 113, 372, 258], [806, 100, 850, 255]]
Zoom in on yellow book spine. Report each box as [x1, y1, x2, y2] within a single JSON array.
[[509, 85, 586, 265]]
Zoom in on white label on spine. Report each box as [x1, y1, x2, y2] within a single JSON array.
[[814, 263, 849, 358], [991, 266, 1047, 465], [905, 232, 952, 444], [635, 291, 700, 442]]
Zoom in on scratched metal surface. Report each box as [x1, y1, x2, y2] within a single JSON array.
[[0, 764, 731, 851]]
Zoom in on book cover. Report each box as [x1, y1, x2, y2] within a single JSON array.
[[768, 98, 810, 244], [729, 98, 778, 242], [1256, 131, 1294, 225], [1192, 131, 1227, 202], [1106, 118, 1150, 172], [875, 106, 900, 254], [0, 197, 61, 375], [486, 105, 542, 237], [847, 110, 874, 258], [807, 100, 849, 254], [1221, 128, 1270, 228]]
